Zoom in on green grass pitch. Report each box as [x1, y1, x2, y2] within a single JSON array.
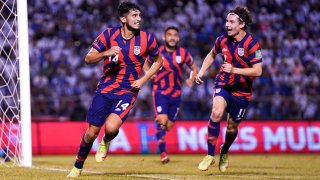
[[0, 154, 319, 179]]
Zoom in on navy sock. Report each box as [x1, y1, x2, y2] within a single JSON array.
[[207, 119, 220, 156], [156, 123, 166, 153], [74, 135, 93, 169], [221, 128, 238, 154]]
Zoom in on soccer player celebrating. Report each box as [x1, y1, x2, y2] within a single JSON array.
[[67, 2, 163, 177], [145, 26, 198, 164], [195, 6, 262, 172]]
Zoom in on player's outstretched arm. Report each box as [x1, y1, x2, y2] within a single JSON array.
[[85, 46, 121, 64], [131, 54, 163, 89], [195, 50, 216, 84]]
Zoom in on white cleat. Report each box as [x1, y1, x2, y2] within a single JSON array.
[[95, 140, 110, 162], [67, 167, 82, 177], [219, 145, 229, 172], [198, 155, 215, 171]]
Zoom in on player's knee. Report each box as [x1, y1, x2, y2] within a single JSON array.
[[226, 124, 238, 134], [226, 128, 237, 134], [157, 118, 166, 126], [210, 110, 223, 121], [165, 125, 172, 131], [85, 131, 98, 142], [105, 121, 120, 135], [105, 126, 119, 136], [157, 118, 169, 130], [86, 124, 102, 142], [166, 122, 174, 131], [105, 129, 119, 137]]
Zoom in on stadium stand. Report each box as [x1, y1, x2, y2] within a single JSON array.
[[27, 0, 320, 120]]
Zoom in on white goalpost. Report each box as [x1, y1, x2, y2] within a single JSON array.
[[0, 0, 32, 166], [17, 0, 32, 167]]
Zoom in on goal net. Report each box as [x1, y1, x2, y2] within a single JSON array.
[[0, 0, 31, 166]]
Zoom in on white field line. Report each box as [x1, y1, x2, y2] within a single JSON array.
[[30, 166, 104, 174], [30, 166, 177, 180], [120, 174, 177, 180], [28, 166, 320, 179]]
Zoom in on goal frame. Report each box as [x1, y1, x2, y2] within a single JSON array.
[[17, 0, 32, 167]]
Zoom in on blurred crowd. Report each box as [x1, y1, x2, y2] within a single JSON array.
[[25, 0, 320, 121]]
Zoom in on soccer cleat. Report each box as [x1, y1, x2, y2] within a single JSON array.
[[67, 167, 82, 177], [198, 155, 215, 171], [95, 139, 110, 162], [219, 145, 229, 172], [160, 152, 170, 164]]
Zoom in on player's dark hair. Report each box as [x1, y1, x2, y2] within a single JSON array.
[[228, 6, 252, 30], [118, 1, 141, 17], [164, 26, 179, 34]]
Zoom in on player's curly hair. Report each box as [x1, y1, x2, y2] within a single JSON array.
[[228, 6, 252, 30], [118, 1, 141, 17]]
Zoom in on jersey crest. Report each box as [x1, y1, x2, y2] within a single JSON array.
[[238, 47, 244, 56], [176, 56, 182, 63], [134, 46, 141, 55]]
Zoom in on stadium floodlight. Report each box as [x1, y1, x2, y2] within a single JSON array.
[[0, 0, 32, 167]]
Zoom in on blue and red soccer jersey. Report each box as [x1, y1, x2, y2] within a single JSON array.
[[151, 45, 194, 100], [86, 27, 159, 124], [212, 33, 262, 101], [92, 27, 159, 98], [150, 45, 194, 120]]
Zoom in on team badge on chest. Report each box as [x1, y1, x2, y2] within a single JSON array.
[[238, 48, 244, 56], [176, 56, 182, 63], [134, 46, 141, 55]]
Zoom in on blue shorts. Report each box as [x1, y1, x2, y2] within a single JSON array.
[[214, 87, 250, 123], [152, 92, 180, 121], [86, 92, 136, 126]]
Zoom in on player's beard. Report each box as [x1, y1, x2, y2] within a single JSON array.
[[165, 41, 176, 50], [126, 22, 140, 31]]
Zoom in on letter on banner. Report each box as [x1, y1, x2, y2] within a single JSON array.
[[287, 126, 305, 151], [110, 128, 131, 151], [263, 126, 286, 151], [307, 127, 320, 151], [178, 127, 198, 151]]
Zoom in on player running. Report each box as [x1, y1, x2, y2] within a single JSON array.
[[195, 6, 262, 172], [145, 26, 198, 164], [67, 2, 162, 177]]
